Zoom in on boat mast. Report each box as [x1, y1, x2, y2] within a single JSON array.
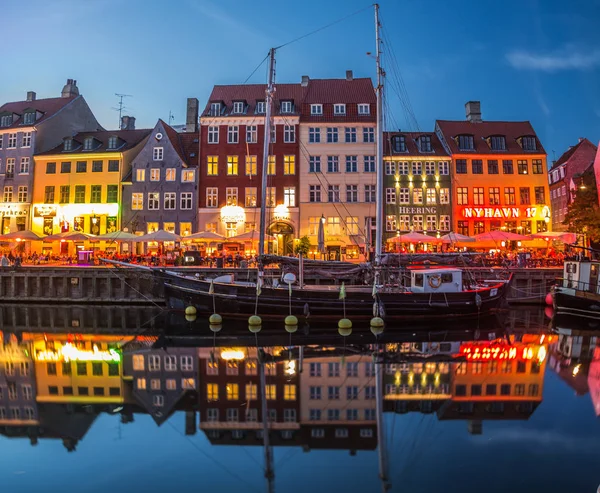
[[375, 345, 390, 491], [374, 4, 384, 270], [259, 351, 275, 493], [259, 48, 276, 258]]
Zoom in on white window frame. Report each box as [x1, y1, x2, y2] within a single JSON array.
[[19, 157, 30, 174], [358, 103, 370, 115], [181, 356, 193, 372], [7, 133, 16, 149], [153, 147, 164, 161], [227, 125, 239, 144], [150, 168, 160, 181], [165, 168, 176, 181], [232, 101, 244, 114], [283, 125, 295, 143], [334, 103, 346, 115], [136, 169, 145, 182], [164, 192, 176, 210], [22, 131, 32, 148], [180, 192, 192, 210], [280, 101, 293, 113], [208, 126, 219, 144], [246, 125, 257, 143], [182, 169, 195, 182], [311, 104, 323, 115], [206, 187, 218, 208], [148, 192, 160, 210]]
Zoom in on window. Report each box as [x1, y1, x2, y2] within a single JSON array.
[[327, 156, 339, 173], [148, 192, 160, 210], [327, 127, 338, 143], [425, 161, 435, 175], [489, 187, 500, 205], [334, 103, 346, 115], [412, 215, 423, 231], [132, 193, 143, 210], [490, 135, 506, 150], [165, 168, 176, 181], [529, 384, 539, 396], [458, 220, 469, 235], [440, 215, 450, 231], [283, 187, 295, 207], [266, 187, 276, 207], [245, 383, 257, 400], [266, 385, 276, 400], [232, 101, 244, 114], [504, 187, 516, 205], [457, 187, 468, 205], [309, 156, 321, 173], [358, 103, 370, 115], [363, 127, 375, 143], [521, 136, 537, 151], [152, 395, 164, 407], [107, 135, 118, 149], [2, 186, 11, 203], [148, 168, 160, 182], [412, 162, 422, 175], [284, 125, 295, 143], [345, 127, 357, 143], [503, 160, 514, 174], [345, 155, 357, 172], [328, 409, 340, 421], [385, 162, 395, 175], [226, 187, 238, 206], [61, 161, 71, 173], [284, 384, 296, 401], [227, 125, 239, 143], [426, 188, 436, 205], [309, 185, 321, 202], [386, 215, 397, 231], [311, 104, 323, 115], [267, 155, 276, 175], [364, 155, 375, 172], [425, 215, 437, 231], [455, 159, 467, 174], [518, 160, 528, 174], [327, 216, 341, 235], [227, 156, 238, 175], [108, 160, 119, 172], [309, 127, 321, 143], [21, 131, 32, 147], [392, 135, 406, 152], [520, 187, 531, 205], [395, 162, 408, 175], [413, 187, 423, 204], [44, 186, 55, 204], [536, 220, 548, 233], [328, 185, 340, 202], [256, 101, 265, 113], [19, 157, 30, 174], [419, 135, 432, 152], [310, 386, 322, 400], [472, 159, 483, 174], [346, 216, 359, 235], [473, 187, 484, 205], [135, 168, 145, 182], [398, 188, 409, 204], [245, 187, 257, 207], [284, 155, 295, 175], [7, 133, 17, 148], [153, 147, 163, 161], [439, 188, 449, 204], [473, 220, 485, 234], [457, 135, 474, 150], [386, 188, 396, 204], [17, 186, 28, 203], [535, 187, 545, 204], [164, 192, 176, 209], [90, 185, 101, 203], [208, 126, 219, 143], [226, 383, 239, 400], [281, 101, 293, 113], [241, 155, 256, 176], [365, 185, 376, 202], [532, 159, 543, 174]]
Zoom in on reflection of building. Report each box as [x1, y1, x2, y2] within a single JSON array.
[[549, 329, 598, 396], [198, 348, 300, 443], [383, 132, 451, 243], [436, 101, 550, 242], [548, 138, 597, 231], [300, 354, 376, 451], [0, 79, 101, 233], [31, 121, 150, 252], [588, 347, 600, 416], [198, 84, 300, 255], [122, 114, 199, 237]]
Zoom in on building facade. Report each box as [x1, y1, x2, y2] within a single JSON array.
[[122, 116, 199, 237], [383, 131, 451, 245], [436, 101, 550, 242], [32, 125, 150, 252], [299, 73, 377, 261], [548, 138, 597, 231], [198, 85, 301, 255], [0, 79, 101, 233]]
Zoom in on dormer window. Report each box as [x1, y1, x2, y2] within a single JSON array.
[[311, 104, 323, 115], [358, 104, 370, 115], [392, 135, 406, 153], [521, 136, 537, 151], [107, 136, 118, 149], [490, 135, 506, 151], [23, 112, 36, 125], [256, 101, 265, 114], [63, 138, 73, 151], [209, 102, 222, 117], [0, 115, 12, 127], [83, 137, 94, 150], [232, 101, 245, 114], [281, 101, 293, 113], [334, 104, 346, 115], [457, 134, 474, 151], [419, 135, 432, 153]]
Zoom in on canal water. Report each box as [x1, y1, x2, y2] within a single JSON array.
[[1, 305, 599, 493]]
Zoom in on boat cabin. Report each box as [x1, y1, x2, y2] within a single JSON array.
[[562, 260, 600, 295], [409, 268, 463, 294]]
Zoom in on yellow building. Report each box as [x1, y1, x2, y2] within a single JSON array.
[[32, 128, 150, 252]]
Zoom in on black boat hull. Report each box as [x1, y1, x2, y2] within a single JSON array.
[[554, 287, 600, 320]]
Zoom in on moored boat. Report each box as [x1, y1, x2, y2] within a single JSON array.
[[554, 256, 600, 320]]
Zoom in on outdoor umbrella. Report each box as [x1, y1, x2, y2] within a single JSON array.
[[135, 230, 181, 242], [529, 231, 576, 243], [388, 232, 443, 243], [93, 231, 140, 242], [184, 230, 225, 241], [441, 232, 475, 243], [317, 216, 326, 254], [228, 231, 276, 242], [43, 231, 97, 242], [0, 230, 42, 241], [474, 230, 529, 242]]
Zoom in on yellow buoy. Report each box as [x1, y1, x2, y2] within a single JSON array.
[[185, 305, 197, 316], [185, 314, 197, 322], [248, 315, 262, 333], [338, 318, 352, 337], [370, 317, 384, 335], [248, 324, 262, 333], [209, 313, 222, 325], [285, 315, 298, 334], [209, 323, 222, 333]]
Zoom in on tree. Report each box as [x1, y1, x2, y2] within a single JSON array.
[[563, 169, 600, 243], [294, 235, 312, 256]]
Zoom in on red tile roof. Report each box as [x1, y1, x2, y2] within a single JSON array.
[[436, 120, 546, 155], [37, 129, 151, 155], [179, 131, 200, 167], [551, 138, 597, 169], [0, 96, 77, 129], [383, 131, 449, 157]]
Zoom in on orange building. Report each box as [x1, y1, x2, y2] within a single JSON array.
[[436, 102, 551, 245]]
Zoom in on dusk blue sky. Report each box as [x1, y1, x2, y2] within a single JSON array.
[[3, 0, 600, 160]]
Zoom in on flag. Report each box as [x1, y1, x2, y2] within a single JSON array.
[[256, 277, 262, 297], [209, 280, 214, 295], [289, 281, 292, 297], [339, 282, 346, 300], [372, 283, 377, 299]]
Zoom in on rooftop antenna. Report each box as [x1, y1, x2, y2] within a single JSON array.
[[112, 93, 132, 128], [168, 110, 175, 125]]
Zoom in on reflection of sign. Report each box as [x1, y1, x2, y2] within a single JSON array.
[[36, 343, 121, 363], [398, 207, 437, 215], [457, 342, 546, 362], [34, 205, 57, 217], [462, 207, 540, 219], [0, 205, 28, 216]]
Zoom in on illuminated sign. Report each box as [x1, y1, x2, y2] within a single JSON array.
[[462, 207, 541, 219], [398, 207, 437, 215], [36, 343, 121, 363], [34, 205, 57, 217], [220, 349, 245, 360], [0, 205, 28, 216], [457, 342, 546, 362]]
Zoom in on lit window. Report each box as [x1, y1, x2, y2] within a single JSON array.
[[284, 384, 296, 401], [207, 383, 219, 401], [150, 168, 160, 181], [283, 155, 295, 175], [226, 383, 239, 400], [227, 156, 238, 175], [166, 168, 176, 181], [132, 193, 143, 210], [182, 169, 195, 182]]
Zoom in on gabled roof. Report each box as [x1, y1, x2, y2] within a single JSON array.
[[302, 77, 375, 104], [0, 96, 77, 129], [436, 120, 545, 155], [384, 131, 449, 157], [37, 129, 151, 156], [179, 132, 200, 167], [551, 138, 597, 170]]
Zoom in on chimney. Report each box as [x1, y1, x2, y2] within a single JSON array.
[[185, 97, 199, 132], [301, 75, 309, 87], [120, 116, 135, 130], [61, 78, 80, 98], [465, 101, 482, 123], [346, 70, 353, 81], [26, 91, 36, 102]]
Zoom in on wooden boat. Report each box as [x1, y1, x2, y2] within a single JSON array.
[[554, 257, 600, 320]]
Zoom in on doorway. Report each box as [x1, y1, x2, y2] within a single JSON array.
[[268, 221, 294, 256]]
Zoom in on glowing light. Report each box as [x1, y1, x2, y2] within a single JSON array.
[[220, 349, 245, 360], [573, 364, 581, 376], [537, 345, 547, 363], [220, 205, 245, 223], [285, 360, 296, 376], [458, 342, 541, 361], [273, 204, 290, 221], [462, 206, 542, 219], [36, 343, 121, 363]]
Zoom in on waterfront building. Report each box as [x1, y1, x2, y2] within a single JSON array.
[[31, 120, 150, 253], [198, 84, 301, 255], [121, 113, 199, 237], [436, 101, 551, 244], [0, 79, 101, 233], [383, 131, 451, 245], [548, 138, 597, 231], [299, 73, 377, 261]]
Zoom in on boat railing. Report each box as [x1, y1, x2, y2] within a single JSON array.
[[558, 277, 600, 294]]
